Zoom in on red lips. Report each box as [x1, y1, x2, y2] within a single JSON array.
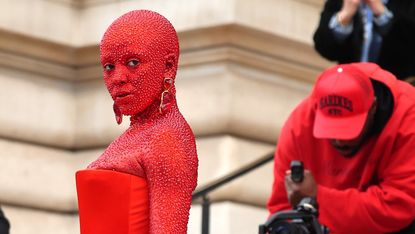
[[114, 91, 132, 100]]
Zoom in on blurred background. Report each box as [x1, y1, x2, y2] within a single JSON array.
[[0, 0, 332, 233]]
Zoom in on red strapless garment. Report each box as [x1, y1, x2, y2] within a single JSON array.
[[76, 170, 149, 234]]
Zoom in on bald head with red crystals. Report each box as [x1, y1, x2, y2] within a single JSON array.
[[100, 10, 179, 118]]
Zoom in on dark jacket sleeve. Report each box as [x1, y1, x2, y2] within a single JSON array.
[[387, 0, 415, 26], [0, 208, 10, 234], [375, 0, 415, 36], [377, 0, 415, 79], [313, 0, 361, 63]]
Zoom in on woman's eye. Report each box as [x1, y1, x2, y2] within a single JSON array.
[[127, 59, 140, 67], [104, 64, 115, 71]]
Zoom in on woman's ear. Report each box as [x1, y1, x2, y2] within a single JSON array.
[[164, 53, 177, 78]]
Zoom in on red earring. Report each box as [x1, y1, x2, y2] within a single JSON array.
[[113, 103, 123, 125]]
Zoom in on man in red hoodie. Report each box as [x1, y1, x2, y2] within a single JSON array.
[[267, 62, 415, 233]]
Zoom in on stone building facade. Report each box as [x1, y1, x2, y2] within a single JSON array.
[[0, 0, 331, 233]]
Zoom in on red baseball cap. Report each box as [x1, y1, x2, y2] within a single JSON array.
[[312, 64, 375, 140]]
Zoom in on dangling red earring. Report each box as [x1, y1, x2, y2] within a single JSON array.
[[159, 77, 174, 114], [113, 103, 123, 125]]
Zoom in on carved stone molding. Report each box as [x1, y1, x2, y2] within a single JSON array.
[[0, 24, 330, 82]]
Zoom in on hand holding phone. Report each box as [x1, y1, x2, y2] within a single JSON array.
[[290, 160, 304, 183]]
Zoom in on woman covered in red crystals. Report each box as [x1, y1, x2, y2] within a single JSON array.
[[75, 10, 198, 234]]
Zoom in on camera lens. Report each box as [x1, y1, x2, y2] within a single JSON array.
[[271, 221, 311, 234], [274, 222, 291, 234]]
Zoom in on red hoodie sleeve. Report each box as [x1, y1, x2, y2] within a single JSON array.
[[267, 112, 302, 215], [266, 148, 292, 215], [317, 120, 415, 233]]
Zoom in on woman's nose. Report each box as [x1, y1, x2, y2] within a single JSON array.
[[113, 68, 129, 85]]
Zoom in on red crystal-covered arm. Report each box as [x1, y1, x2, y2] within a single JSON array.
[[142, 130, 198, 234]]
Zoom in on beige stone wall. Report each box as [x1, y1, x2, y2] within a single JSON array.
[[0, 0, 332, 233], [0, 0, 324, 46]]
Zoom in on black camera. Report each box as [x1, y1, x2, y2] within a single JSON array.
[[258, 197, 328, 234], [259, 161, 329, 234]]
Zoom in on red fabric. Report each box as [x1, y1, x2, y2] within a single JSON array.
[[267, 63, 415, 234], [76, 170, 149, 234]]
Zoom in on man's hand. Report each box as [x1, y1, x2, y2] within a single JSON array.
[[285, 169, 317, 208], [338, 0, 361, 26], [364, 0, 386, 16]]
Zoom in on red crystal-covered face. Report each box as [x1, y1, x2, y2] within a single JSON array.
[[100, 10, 179, 116], [101, 39, 165, 116]]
